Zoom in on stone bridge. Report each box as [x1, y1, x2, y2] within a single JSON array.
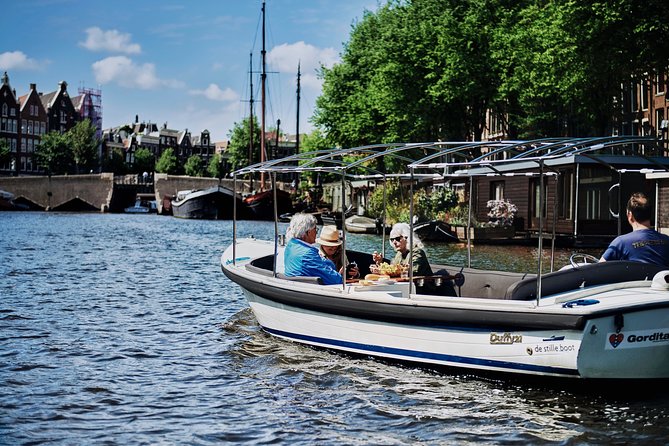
[[0, 173, 285, 213]]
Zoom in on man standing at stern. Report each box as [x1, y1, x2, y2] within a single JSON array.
[[600, 192, 669, 267]]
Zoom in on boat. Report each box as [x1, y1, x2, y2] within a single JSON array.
[[0, 189, 17, 210], [124, 197, 154, 214], [222, 137, 669, 381], [244, 189, 293, 221], [413, 220, 459, 242], [344, 215, 378, 234], [321, 206, 354, 229], [171, 185, 245, 219]]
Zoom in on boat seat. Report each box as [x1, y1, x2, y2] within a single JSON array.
[[432, 264, 532, 299], [276, 273, 324, 285], [504, 261, 665, 301], [249, 254, 275, 271], [245, 262, 274, 277]]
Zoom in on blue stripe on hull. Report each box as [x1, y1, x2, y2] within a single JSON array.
[[263, 326, 580, 377]]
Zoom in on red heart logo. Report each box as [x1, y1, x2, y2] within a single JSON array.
[[609, 333, 624, 348]]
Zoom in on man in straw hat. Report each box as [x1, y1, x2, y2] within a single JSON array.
[[284, 214, 343, 285], [317, 225, 360, 279]]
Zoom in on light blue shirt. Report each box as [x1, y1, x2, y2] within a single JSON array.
[[284, 238, 343, 285]]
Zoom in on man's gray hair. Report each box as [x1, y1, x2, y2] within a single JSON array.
[[287, 213, 318, 241], [389, 222, 424, 249]]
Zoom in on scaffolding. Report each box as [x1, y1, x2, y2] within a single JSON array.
[[78, 85, 103, 140]]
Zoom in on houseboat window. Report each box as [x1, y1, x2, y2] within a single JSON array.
[[558, 171, 574, 220], [585, 189, 601, 220], [490, 181, 504, 201], [531, 178, 547, 218]]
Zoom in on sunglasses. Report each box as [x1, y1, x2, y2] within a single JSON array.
[[390, 236, 404, 242]]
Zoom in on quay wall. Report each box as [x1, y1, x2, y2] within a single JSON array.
[[0, 174, 114, 211], [0, 174, 291, 213]]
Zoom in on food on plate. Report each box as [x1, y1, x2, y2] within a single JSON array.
[[377, 263, 404, 277], [364, 273, 391, 281]]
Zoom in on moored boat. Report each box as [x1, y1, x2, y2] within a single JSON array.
[[413, 220, 459, 242], [243, 189, 293, 221], [172, 185, 244, 219], [344, 215, 378, 234]]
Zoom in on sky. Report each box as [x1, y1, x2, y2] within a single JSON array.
[[0, 0, 378, 143]]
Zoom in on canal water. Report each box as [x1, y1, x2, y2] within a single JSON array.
[[2, 212, 668, 445]]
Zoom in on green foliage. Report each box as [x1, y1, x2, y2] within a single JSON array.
[[313, 0, 669, 144], [227, 116, 261, 170], [207, 153, 224, 178], [414, 187, 459, 221], [184, 154, 204, 177], [367, 179, 408, 224], [102, 148, 126, 175], [155, 148, 179, 174], [67, 119, 99, 173], [35, 131, 72, 175], [133, 148, 155, 174], [446, 204, 480, 228]]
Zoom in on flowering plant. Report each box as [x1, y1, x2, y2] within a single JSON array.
[[486, 199, 517, 228]]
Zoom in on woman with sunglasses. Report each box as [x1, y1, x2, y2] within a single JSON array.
[[372, 223, 433, 277]]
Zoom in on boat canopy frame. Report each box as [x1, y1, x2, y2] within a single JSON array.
[[230, 135, 667, 302]]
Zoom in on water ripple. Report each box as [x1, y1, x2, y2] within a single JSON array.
[[0, 213, 666, 445]]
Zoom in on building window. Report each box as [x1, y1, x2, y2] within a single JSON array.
[[40, 122, 46, 135], [1, 104, 7, 117], [27, 120, 33, 135], [640, 78, 649, 111], [631, 82, 639, 112], [656, 73, 665, 95], [21, 138, 26, 150], [657, 109, 665, 138], [10, 107, 15, 117]]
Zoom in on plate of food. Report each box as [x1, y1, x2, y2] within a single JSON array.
[[370, 263, 405, 278]]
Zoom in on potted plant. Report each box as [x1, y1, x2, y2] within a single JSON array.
[[473, 199, 517, 239]]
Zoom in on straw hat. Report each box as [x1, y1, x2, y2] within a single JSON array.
[[317, 225, 342, 247]]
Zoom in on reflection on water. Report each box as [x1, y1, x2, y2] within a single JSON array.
[[1, 213, 663, 446]]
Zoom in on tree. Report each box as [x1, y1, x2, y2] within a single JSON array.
[[314, 0, 669, 142], [207, 153, 225, 179], [184, 154, 204, 177], [227, 116, 261, 170], [133, 148, 155, 174], [155, 148, 178, 174], [102, 148, 127, 175], [67, 119, 99, 173], [35, 131, 72, 175]]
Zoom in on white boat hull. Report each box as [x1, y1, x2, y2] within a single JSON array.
[[222, 238, 669, 380]]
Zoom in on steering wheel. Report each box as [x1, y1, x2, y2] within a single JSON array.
[[569, 253, 599, 268]]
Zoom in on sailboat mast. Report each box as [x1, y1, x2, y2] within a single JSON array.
[[260, 0, 267, 190], [248, 52, 254, 190], [296, 62, 300, 155]]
